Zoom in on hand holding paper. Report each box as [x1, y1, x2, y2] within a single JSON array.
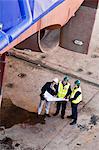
[[64, 99, 69, 102], [44, 91, 69, 102]]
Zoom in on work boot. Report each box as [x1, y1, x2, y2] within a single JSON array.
[[53, 112, 59, 116], [70, 120, 76, 125], [67, 115, 73, 119], [61, 115, 64, 119], [37, 113, 40, 118], [45, 114, 51, 117]]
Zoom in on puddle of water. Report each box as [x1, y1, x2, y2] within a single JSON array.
[[0, 98, 45, 129]]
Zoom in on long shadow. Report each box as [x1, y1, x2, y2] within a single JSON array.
[[82, 0, 98, 9], [0, 98, 45, 129]]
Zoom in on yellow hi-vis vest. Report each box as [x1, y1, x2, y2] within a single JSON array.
[[70, 87, 82, 104], [57, 82, 70, 98]]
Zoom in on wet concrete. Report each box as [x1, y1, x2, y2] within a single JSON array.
[[0, 98, 45, 129], [90, 114, 99, 125], [0, 137, 14, 150]]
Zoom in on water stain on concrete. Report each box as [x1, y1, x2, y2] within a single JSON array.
[[0, 137, 14, 150], [15, 143, 20, 147], [0, 98, 45, 129], [90, 114, 99, 125]]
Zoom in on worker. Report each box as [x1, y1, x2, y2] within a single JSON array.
[[67, 80, 82, 125], [38, 78, 59, 117], [53, 76, 71, 119]]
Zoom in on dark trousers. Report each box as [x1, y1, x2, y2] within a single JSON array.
[[71, 103, 78, 122], [56, 101, 67, 117]]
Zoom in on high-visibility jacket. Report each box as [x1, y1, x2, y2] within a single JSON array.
[[70, 87, 82, 104], [57, 81, 70, 98]]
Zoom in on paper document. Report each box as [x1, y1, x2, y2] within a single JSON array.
[[44, 91, 68, 102]]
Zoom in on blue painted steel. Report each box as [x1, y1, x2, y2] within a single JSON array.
[[0, 31, 9, 50], [0, 0, 64, 51], [32, 0, 64, 23], [7, 0, 33, 42], [0, 0, 22, 32]]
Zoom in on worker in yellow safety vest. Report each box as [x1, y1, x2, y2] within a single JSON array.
[[53, 75, 71, 119], [67, 80, 82, 125]]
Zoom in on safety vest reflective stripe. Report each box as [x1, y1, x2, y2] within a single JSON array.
[[70, 87, 82, 104], [58, 82, 70, 98]]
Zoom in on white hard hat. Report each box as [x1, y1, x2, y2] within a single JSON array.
[[53, 78, 59, 84]]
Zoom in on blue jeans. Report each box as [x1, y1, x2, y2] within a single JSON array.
[[71, 103, 78, 122], [38, 99, 51, 115]]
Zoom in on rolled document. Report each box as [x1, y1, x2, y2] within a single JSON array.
[[44, 91, 68, 102]]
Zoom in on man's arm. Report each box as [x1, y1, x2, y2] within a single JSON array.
[[54, 84, 59, 95], [41, 82, 48, 94], [65, 85, 72, 98], [70, 91, 81, 101]]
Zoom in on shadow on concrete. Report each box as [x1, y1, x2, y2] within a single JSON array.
[[0, 98, 45, 129], [82, 0, 98, 9], [60, 5, 97, 54]]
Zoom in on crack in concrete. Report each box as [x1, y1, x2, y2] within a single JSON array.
[[5, 53, 99, 150], [42, 121, 70, 150], [41, 91, 99, 149], [80, 90, 99, 111]]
